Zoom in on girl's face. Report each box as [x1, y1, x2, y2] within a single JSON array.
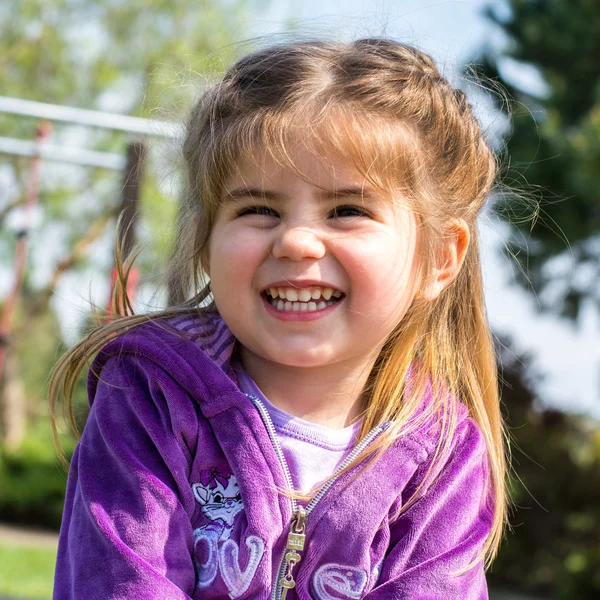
[[205, 145, 422, 372]]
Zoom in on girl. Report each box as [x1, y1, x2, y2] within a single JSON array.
[[50, 38, 508, 599]]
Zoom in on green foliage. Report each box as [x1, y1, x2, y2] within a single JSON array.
[[13, 301, 63, 405], [0, 0, 258, 326], [474, 0, 600, 319], [0, 0, 253, 114], [0, 304, 88, 530], [0, 543, 56, 598], [489, 337, 600, 598], [0, 419, 74, 530]]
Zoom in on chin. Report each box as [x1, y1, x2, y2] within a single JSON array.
[[261, 349, 337, 369]]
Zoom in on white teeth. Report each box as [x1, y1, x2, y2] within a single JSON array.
[[269, 295, 339, 313], [266, 285, 344, 308]]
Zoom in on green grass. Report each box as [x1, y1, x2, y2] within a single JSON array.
[[0, 544, 56, 598]]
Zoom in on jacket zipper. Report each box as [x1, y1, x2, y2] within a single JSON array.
[[247, 394, 388, 600]]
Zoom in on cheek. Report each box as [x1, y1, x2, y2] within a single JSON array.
[[340, 235, 420, 327], [343, 234, 419, 292], [208, 228, 267, 290]]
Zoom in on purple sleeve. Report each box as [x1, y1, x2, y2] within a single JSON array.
[[53, 355, 199, 599], [367, 418, 494, 600]]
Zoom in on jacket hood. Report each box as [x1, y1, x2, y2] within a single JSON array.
[[87, 311, 243, 420]]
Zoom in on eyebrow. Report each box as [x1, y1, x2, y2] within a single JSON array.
[[225, 187, 279, 201], [224, 186, 380, 201]]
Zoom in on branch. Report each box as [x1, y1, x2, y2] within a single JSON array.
[[0, 197, 26, 229], [13, 209, 117, 337]]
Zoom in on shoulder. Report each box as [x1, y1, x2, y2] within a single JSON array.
[[86, 311, 239, 412], [402, 400, 492, 505], [82, 314, 227, 461], [380, 410, 494, 595], [434, 413, 490, 487], [88, 311, 230, 368], [403, 382, 486, 460]]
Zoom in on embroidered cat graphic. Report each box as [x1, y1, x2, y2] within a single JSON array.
[[191, 466, 264, 597], [192, 467, 244, 540]]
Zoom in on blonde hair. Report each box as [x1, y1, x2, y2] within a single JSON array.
[[49, 38, 508, 573]]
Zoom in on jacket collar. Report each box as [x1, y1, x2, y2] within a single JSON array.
[[166, 310, 238, 374]]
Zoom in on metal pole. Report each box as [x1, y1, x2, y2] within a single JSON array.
[[0, 136, 126, 170], [0, 120, 52, 382], [0, 96, 182, 138]]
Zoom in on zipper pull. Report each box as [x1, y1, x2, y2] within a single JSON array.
[[280, 507, 307, 599]]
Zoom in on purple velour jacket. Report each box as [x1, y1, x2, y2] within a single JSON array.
[[53, 312, 494, 599]]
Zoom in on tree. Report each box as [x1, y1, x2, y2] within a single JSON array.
[[474, 0, 600, 320], [0, 0, 259, 445], [490, 336, 600, 598]]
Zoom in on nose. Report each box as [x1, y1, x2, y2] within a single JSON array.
[[271, 223, 326, 262]]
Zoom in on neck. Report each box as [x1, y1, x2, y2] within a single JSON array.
[[238, 346, 377, 429]]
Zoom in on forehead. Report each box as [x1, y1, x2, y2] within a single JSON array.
[[226, 143, 374, 190]]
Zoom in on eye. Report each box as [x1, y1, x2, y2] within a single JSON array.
[[235, 493, 241, 501], [237, 205, 279, 218], [330, 205, 371, 219], [213, 493, 223, 503]]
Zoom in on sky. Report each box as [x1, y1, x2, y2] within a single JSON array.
[[2, 0, 598, 420], [259, 0, 494, 63]]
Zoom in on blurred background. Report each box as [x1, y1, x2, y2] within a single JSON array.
[[0, 0, 598, 598]]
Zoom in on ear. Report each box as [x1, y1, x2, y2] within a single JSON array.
[[192, 483, 209, 505], [422, 218, 470, 302]]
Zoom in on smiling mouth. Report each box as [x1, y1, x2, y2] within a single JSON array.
[[263, 286, 344, 313]]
